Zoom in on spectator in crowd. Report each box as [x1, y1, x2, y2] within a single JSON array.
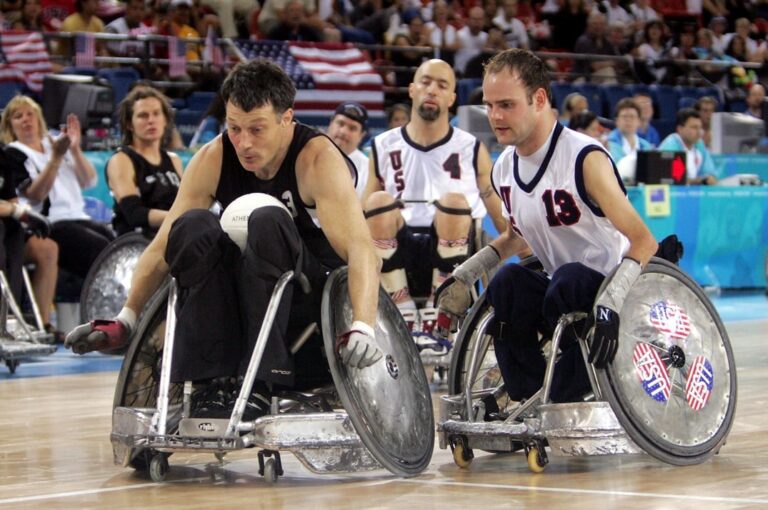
[[455, 6, 487, 76], [573, 11, 622, 84], [723, 18, 766, 63], [607, 98, 653, 163], [463, 26, 508, 78], [558, 92, 588, 126], [107, 86, 183, 238], [57, 0, 106, 57], [387, 103, 410, 129], [669, 24, 700, 85], [636, 20, 670, 84], [709, 15, 728, 54], [268, 0, 323, 41], [629, 0, 658, 33], [481, 0, 497, 31], [745, 82, 767, 119], [594, 0, 631, 30], [170, 0, 202, 62], [327, 102, 369, 199], [389, 9, 431, 89], [11, 0, 43, 30], [658, 108, 717, 184], [695, 95, 718, 149], [724, 35, 759, 91], [693, 27, 730, 84], [258, 0, 326, 41], [550, 0, 589, 51], [200, 0, 254, 38], [427, 0, 460, 61], [633, 92, 659, 147], [104, 0, 154, 57], [493, 0, 529, 50], [607, 19, 631, 54], [0, 96, 114, 282], [569, 110, 606, 146], [105, 0, 155, 58]]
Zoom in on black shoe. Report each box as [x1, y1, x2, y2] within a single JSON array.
[[191, 378, 270, 421], [190, 378, 237, 419]]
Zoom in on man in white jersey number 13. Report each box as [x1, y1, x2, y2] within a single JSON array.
[[435, 49, 659, 404], [363, 59, 507, 355]]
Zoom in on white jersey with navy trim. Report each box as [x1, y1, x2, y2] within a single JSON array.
[[372, 125, 486, 227], [491, 123, 630, 276]]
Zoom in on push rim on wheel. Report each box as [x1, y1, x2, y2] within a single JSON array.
[[322, 267, 434, 476], [597, 258, 737, 465], [448, 292, 513, 416]]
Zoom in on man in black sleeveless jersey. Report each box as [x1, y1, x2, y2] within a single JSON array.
[[66, 60, 382, 418], [106, 86, 183, 237]]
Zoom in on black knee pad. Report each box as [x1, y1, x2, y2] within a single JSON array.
[[379, 225, 409, 273]]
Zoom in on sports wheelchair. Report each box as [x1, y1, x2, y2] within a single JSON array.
[[438, 257, 737, 472], [108, 266, 434, 483], [0, 268, 56, 374]]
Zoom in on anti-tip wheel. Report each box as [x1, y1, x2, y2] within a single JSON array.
[[263, 457, 278, 484], [149, 454, 169, 482], [452, 442, 474, 469], [527, 448, 547, 474]]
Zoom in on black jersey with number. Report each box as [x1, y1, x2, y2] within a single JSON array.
[[108, 146, 180, 236], [217, 123, 355, 269]]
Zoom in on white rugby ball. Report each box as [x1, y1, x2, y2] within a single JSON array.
[[220, 193, 291, 252]]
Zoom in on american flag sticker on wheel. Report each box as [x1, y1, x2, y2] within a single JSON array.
[[649, 300, 692, 341], [685, 355, 714, 411], [633, 343, 671, 403]]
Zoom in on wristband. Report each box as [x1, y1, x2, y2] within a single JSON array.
[[350, 320, 374, 337]]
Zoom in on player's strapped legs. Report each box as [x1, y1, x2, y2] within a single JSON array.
[[431, 192, 473, 302], [364, 192, 417, 327]]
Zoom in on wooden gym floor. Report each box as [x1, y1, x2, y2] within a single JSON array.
[[0, 294, 766, 509]]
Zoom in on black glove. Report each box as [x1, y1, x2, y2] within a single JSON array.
[[12, 203, 50, 238], [589, 305, 620, 368]]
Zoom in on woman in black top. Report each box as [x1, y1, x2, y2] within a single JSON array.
[[106, 86, 183, 237]]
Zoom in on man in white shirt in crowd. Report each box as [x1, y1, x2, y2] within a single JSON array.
[[493, 0, 529, 50], [327, 102, 370, 199], [455, 6, 487, 76], [658, 108, 717, 184], [105, 0, 155, 57]]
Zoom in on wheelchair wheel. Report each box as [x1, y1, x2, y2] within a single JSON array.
[[448, 292, 514, 418], [112, 283, 182, 470], [597, 258, 737, 466], [80, 233, 150, 354]]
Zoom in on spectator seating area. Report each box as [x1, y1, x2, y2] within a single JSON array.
[[457, 78, 730, 141]]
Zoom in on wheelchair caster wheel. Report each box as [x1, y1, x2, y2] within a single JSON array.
[[526, 447, 547, 474], [263, 458, 278, 484], [450, 437, 474, 469], [149, 454, 169, 482]]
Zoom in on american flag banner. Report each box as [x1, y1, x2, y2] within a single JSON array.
[[202, 26, 223, 69], [74, 32, 96, 68], [288, 42, 384, 118], [0, 31, 53, 93], [167, 36, 187, 78]]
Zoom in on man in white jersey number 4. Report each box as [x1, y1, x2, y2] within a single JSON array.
[[435, 49, 658, 403], [363, 59, 507, 356]]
